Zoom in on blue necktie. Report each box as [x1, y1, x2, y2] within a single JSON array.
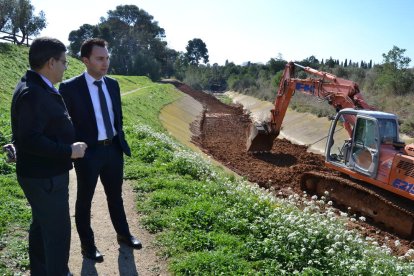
[[93, 80, 114, 140]]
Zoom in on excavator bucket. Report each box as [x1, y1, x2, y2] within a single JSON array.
[[246, 123, 277, 152]]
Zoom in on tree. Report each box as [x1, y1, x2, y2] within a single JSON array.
[[382, 45, 411, 70], [0, 0, 46, 45], [68, 24, 100, 56], [67, 5, 170, 79], [0, 0, 15, 31], [267, 57, 286, 74], [185, 38, 209, 65], [325, 57, 336, 68], [376, 46, 414, 95], [300, 55, 319, 68]]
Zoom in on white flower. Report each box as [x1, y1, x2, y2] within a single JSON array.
[[395, 240, 401, 247], [359, 216, 366, 222], [405, 249, 414, 256]]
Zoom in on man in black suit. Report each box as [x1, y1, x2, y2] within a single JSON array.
[[11, 37, 87, 276], [59, 38, 141, 262]]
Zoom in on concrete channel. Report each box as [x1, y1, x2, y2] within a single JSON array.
[[160, 90, 413, 158]]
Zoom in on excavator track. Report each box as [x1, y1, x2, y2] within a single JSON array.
[[301, 171, 414, 240]]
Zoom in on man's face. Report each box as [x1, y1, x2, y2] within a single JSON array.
[[51, 53, 67, 84], [83, 45, 109, 79]]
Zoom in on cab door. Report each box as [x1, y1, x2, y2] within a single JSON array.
[[350, 116, 380, 177]]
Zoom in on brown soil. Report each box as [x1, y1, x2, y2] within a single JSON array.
[[172, 82, 414, 257]]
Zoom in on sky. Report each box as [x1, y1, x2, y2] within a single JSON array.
[[30, 0, 414, 66]]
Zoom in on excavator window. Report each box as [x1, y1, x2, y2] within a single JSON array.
[[378, 119, 398, 144], [352, 118, 378, 172], [327, 113, 356, 165]]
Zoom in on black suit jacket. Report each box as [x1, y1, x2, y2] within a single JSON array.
[[11, 70, 75, 177], [59, 74, 131, 156]]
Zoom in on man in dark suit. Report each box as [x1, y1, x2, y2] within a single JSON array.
[[59, 38, 141, 263], [11, 37, 87, 276]]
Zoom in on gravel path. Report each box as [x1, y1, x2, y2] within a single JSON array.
[[67, 169, 169, 275]]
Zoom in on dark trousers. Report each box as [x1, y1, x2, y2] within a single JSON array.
[[74, 143, 130, 249], [17, 172, 70, 276]]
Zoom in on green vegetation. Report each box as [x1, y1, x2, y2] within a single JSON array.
[[215, 93, 234, 105], [0, 46, 33, 273], [0, 44, 30, 274]]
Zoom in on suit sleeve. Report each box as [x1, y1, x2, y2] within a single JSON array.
[[16, 91, 72, 159]]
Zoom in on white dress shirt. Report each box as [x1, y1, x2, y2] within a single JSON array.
[[84, 72, 117, 140]]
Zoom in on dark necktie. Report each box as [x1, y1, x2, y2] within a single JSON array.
[[93, 80, 114, 140]]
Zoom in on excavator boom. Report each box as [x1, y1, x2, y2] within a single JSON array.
[[246, 62, 373, 152]]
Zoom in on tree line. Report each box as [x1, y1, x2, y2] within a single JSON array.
[[67, 5, 209, 81], [177, 45, 414, 135]]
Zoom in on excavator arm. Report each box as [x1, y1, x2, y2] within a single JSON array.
[[246, 62, 374, 152]]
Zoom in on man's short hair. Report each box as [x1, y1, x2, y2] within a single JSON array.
[[29, 37, 66, 70], [80, 38, 108, 59]]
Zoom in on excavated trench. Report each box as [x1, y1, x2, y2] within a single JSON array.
[[160, 81, 414, 256]]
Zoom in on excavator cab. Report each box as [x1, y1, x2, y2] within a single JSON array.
[[326, 108, 400, 179]]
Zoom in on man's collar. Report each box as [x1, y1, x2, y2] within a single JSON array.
[[31, 70, 59, 93], [84, 71, 103, 84]]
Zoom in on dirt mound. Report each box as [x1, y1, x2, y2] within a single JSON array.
[[172, 83, 413, 257]]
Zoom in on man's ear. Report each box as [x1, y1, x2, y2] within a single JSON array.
[[82, 57, 89, 65], [47, 57, 56, 69]]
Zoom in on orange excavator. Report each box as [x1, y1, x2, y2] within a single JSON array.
[[247, 62, 414, 239]]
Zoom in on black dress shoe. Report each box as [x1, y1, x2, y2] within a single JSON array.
[[117, 234, 143, 249], [81, 245, 104, 262]]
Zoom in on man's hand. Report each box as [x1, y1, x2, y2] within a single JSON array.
[[71, 142, 88, 159], [2, 144, 16, 163]]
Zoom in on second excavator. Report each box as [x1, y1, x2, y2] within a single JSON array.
[[247, 62, 414, 239]]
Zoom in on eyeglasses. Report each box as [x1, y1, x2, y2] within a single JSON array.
[[56, 58, 69, 68]]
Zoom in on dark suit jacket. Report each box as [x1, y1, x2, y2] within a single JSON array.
[[11, 70, 75, 177], [59, 74, 131, 156]]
